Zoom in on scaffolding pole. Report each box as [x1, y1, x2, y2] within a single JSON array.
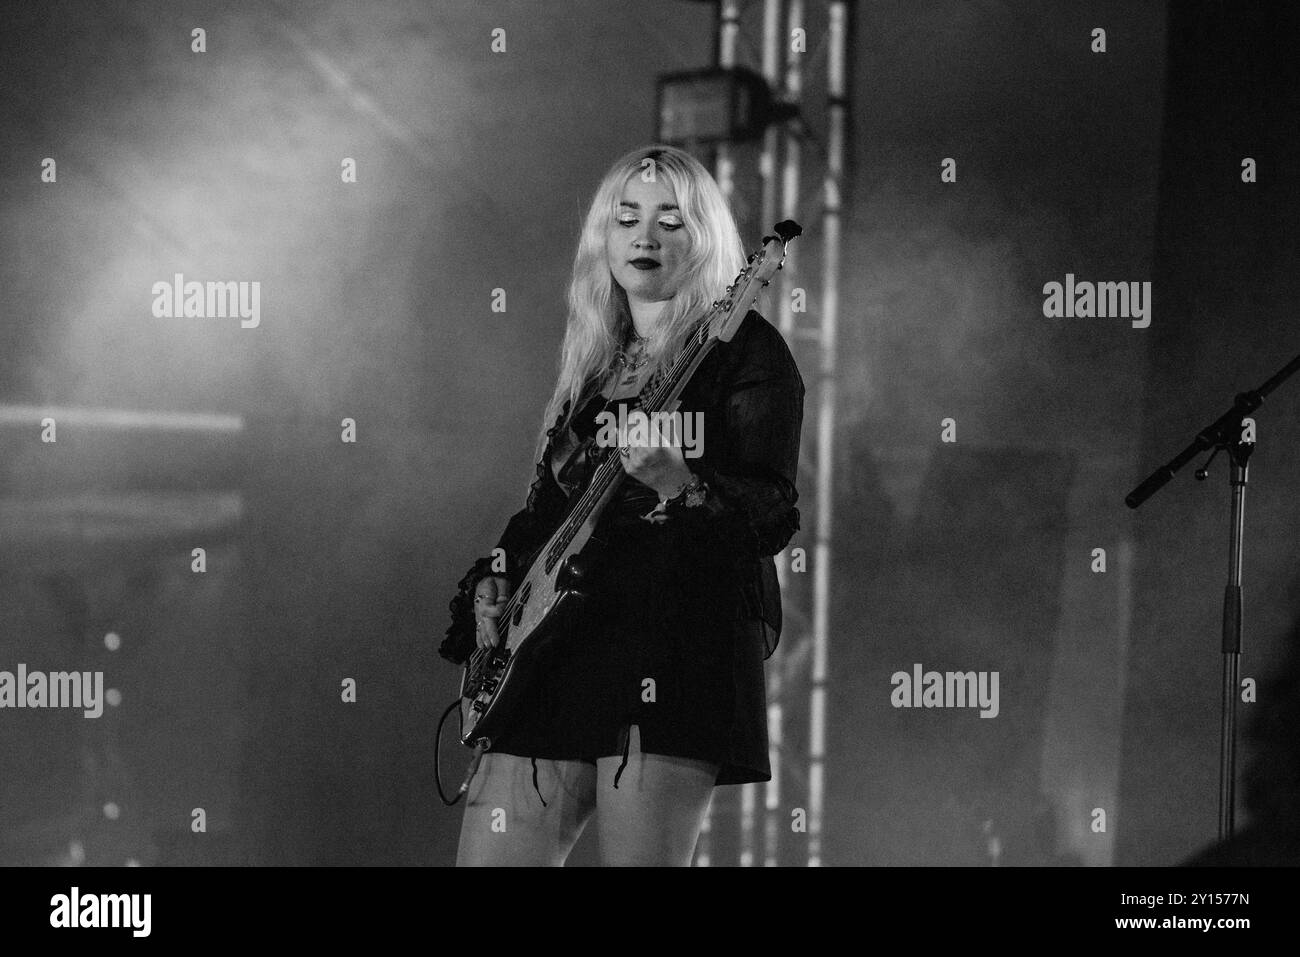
[[698, 0, 849, 868]]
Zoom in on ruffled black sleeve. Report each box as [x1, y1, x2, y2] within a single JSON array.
[[658, 315, 805, 564], [438, 403, 573, 665], [437, 554, 501, 666]]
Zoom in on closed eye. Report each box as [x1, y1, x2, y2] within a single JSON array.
[[618, 218, 683, 230]]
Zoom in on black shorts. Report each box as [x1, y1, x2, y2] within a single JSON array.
[[485, 541, 770, 786]]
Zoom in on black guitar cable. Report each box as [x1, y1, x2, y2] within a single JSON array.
[[435, 697, 485, 806]]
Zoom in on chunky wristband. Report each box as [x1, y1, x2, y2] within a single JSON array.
[[640, 476, 709, 524], [664, 475, 709, 510]]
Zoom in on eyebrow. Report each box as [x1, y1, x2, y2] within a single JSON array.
[[618, 201, 680, 212]]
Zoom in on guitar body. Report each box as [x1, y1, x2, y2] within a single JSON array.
[[458, 492, 615, 748], [457, 219, 801, 750], [456, 576, 581, 750]]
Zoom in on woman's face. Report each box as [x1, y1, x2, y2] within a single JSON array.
[[606, 171, 691, 306]]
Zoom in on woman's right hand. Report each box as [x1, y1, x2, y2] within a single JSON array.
[[473, 575, 513, 650]]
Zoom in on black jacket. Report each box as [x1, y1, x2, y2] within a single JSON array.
[[440, 309, 804, 670]]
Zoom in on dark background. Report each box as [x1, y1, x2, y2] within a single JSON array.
[[0, 0, 1296, 866]]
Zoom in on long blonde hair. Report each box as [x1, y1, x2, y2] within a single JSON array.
[[534, 144, 745, 464]]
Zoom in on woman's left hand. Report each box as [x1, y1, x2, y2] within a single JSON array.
[[619, 413, 695, 499]]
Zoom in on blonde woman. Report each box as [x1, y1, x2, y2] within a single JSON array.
[[441, 144, 804, 866]]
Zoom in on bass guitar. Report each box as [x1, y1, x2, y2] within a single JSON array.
[[459, 219, 802, 749]]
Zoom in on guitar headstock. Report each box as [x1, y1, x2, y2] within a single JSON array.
[[706, 220, 803, 343]]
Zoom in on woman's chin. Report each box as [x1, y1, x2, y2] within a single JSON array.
[[621, 279, 675, 303]]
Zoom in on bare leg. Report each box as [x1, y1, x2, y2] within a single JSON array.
[[455, 753, 597, 866], [595, 725, 719, 866]]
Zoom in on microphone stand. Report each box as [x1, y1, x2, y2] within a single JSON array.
[[1126, 351, 1300, 842]]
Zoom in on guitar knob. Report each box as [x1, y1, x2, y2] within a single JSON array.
[[557, 554, 590, 592]]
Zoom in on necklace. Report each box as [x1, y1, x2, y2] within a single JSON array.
[[615, 326, 651, 375], [622, 342, 649, 374]]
